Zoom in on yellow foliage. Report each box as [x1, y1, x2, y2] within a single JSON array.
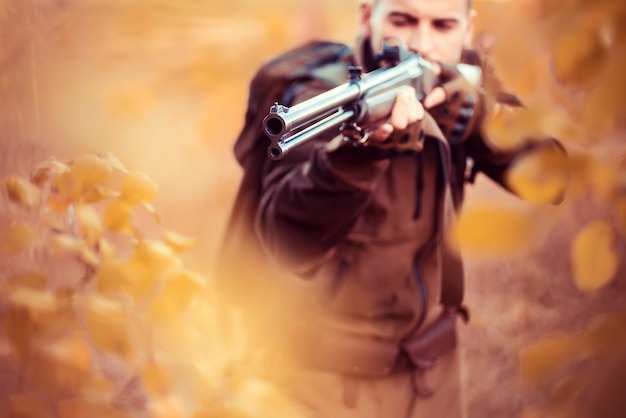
[[519, 336, 587, 385], [506, 144, 569, 204], [0, 222, 42, 254], [164, 230, 198, 252], [450, 205, 536, 256], [75, 204, 104, 245], [571, 220, 618, 292], [83, 296, 134, 358], [73, 154, 113, 187], [552, 21, 609, 85], [4, 175, 41, 209], [120, 171, 158, 204], [149, 270, 205, 320], [31, 158, 71, 187], [103, 199, 133, 233]]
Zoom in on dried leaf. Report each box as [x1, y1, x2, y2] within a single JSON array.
[[73, 154, 113, 187], [96, 259, 131, 295], [506, 144, 569, 204], [83, 296, 133, 358], [3, 271, 48, 290], [149, 270, 205, 320], [4, 175, 41, 209], [552, 21, 609, 85], [164, 231, 197, 252], [120, 171, 158, 205], [0, 222, 42, 254], [103, 199, 133, 233], [30, 158, 71, 187], [75, 205, 103, 245], [48, 233, 86, 258], [519, 336, 585, 385], [571, 220, 618, 292], [450, 206, 536, 256]]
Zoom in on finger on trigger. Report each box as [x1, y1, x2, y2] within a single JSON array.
[[423, 86, 446, 109]]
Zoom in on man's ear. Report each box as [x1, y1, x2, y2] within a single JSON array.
[[465, 9, 477, 47], [359, 0, 374, 38]]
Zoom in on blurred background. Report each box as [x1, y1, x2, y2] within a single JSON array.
[[1, 0, 625, 417]]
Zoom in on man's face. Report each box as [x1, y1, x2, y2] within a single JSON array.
[[360, 0, 475, 64]]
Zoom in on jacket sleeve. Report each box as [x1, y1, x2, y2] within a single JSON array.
[[254, 78, 389, 272]]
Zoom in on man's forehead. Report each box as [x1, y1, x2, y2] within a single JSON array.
[[373, 0, 471, 12]]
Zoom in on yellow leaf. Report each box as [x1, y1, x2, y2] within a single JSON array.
[[104, 152, 129, 174], [449, 206, 536, 256], [83, 296, 133, 358], [96, 259, 131, 295], [519, 336, 584, 385], [552, 21, 609, 85], [149, 270, 205, 320], [73, 154, 112, 187], [30, 158, 71, 187], [120, 171, 158, 204], [0, 222, 42, 254], [164, 231, 198, 252], [103, 199, 133, 232], [51, 171, 82, 202], [571, 220, 618, 292], [506, 144, 569, 204], [483, 106, 528, 150], [48, 233, 85, 258], [125, 240, 181, 301], [4, 175, 40, 209], [75, 205, 103, 246]]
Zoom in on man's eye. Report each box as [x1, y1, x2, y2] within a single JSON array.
[[434, 20, 456, 30], [389, 17, 414, 27]]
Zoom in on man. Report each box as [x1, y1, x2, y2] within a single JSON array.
[[218, 0, 559, 417]]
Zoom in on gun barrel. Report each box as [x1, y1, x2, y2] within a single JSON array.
[[268, 109, 355, 160]]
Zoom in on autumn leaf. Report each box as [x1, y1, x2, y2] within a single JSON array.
[[82, 296, 134, 358], [0, 222, 42, 254], [103, 199, 133, 233], [571, 220, 618, 292], [164, 230, 198, 252], [506, 144, 569, 204], [519, 336, 588, 385], [75, 204, 104, 245], [73, 153, 113, 187], [551, 20, 609, 85], [4, 175, 41, 209], [120, 171, 158, 205], [31, 158, 71, 187], [449, 205, 537, 256], [149, 270, 205, 320]]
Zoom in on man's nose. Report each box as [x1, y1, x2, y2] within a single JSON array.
[[408, 26, 434, 59]]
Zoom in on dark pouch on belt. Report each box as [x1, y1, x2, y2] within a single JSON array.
[[311, 328, 399, 377], [401, 310, 457, 369]]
